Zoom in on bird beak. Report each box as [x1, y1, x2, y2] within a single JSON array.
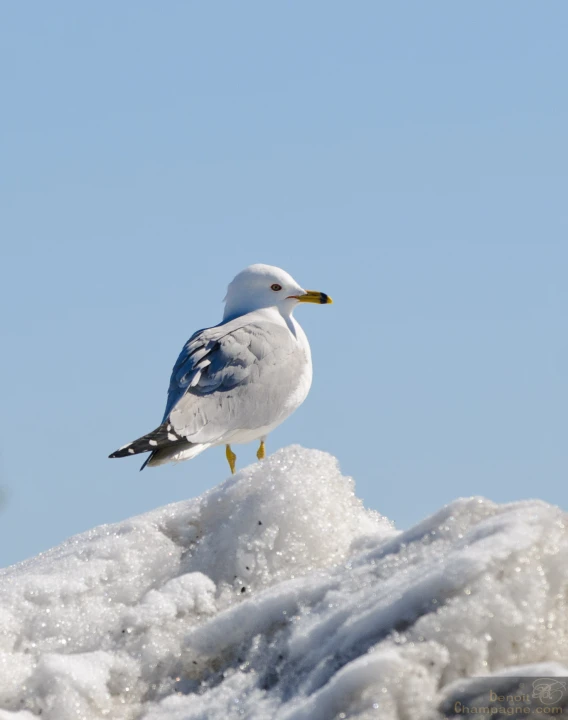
[[289, 290, 333, 305]]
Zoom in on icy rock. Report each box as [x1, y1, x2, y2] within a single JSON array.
[[0, 446, 566, 720]]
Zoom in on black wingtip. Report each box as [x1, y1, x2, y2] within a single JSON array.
[[108, 445, 136, 459], [110, 422, 190, 467], [139, 454, 152, 471]]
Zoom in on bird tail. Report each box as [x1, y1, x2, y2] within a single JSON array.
[[109, 423, 207, 470]]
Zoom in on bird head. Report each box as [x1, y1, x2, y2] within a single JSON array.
[[223, 264, 332, 321]]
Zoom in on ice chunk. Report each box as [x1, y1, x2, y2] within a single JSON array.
[[0, 446, 566, 720]]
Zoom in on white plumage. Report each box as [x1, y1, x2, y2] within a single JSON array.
[[109, 264, 332, 472]]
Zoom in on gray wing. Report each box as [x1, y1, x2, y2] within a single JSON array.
[[162, 325, 224, 421], [164, 319, 306, 444]]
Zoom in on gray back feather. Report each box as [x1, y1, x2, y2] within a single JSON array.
[[163, 317, 307, 444]]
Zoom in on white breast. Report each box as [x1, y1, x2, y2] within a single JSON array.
[[286, 317, 313, 411]]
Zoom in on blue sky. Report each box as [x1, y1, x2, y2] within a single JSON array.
[[1, 2, 567, 567]]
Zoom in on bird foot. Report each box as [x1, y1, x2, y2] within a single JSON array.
[[226, 445, 237, 474]]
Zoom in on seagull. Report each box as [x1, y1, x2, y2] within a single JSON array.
[[109, 264, 332, 473]]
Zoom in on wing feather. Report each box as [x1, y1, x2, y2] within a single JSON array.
[[162, 319, 306, 444]]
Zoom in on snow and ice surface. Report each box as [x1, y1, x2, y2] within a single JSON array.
[[1, 446, 567, 720]]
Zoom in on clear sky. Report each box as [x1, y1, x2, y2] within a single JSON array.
[[1, 2, 567, 568]]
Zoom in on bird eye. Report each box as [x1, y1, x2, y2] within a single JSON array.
[[271, 283, 282, 291]]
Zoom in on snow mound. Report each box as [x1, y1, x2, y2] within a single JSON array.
[[0, 446, 567, 720]]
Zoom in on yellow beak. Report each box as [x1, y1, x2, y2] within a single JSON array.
[[291, 290, 333, 305]]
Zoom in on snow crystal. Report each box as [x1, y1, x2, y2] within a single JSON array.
[[0, 446, 567, 720]]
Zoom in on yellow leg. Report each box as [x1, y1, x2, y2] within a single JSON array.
[[256, 440, 265, 461], [225, 444, 237, 474]]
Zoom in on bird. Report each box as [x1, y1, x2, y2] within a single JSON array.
[[109, 264, 332, 473]]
